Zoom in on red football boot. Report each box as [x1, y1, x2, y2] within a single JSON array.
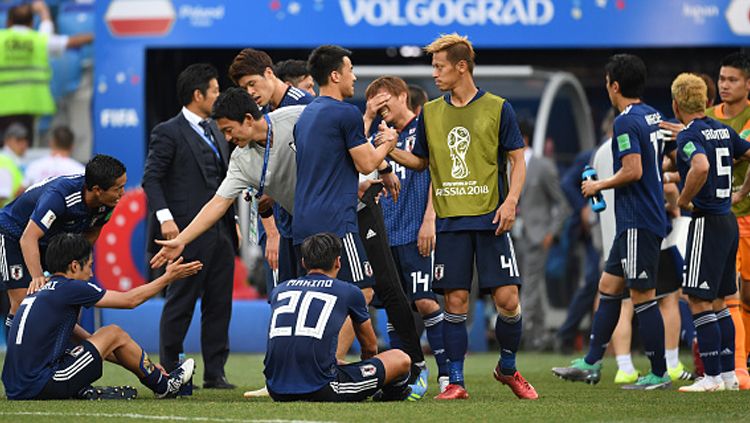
[[493, 367, 539, 400], [434, 383, 469, 400]]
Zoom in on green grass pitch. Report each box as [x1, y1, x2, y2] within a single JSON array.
[[1, 352, 747, 422]]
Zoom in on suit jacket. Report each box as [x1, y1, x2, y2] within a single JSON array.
[[142, 111, 237, 255], [518, 154, 571, 246]]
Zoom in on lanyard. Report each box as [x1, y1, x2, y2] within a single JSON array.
[[255, 114, 272, 199]]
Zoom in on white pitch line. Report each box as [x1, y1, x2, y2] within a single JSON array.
[[0, 411, 336, 423]]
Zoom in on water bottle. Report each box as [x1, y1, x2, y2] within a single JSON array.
[[581, 165, 607, 213], [177, 353, 193, 396]]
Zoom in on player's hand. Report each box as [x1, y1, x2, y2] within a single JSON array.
[[265, 230, 280, 270], [257, 195, 275, 214], [733, 192, 747, 206], [493, 199, 517, 235], [380, 171, 400, 203], [27, 275, 48, 294], [374, 120, 398, 152], [150, 238, 185, 269], [677, 195, 694, 212], [659, 121, 684, 142], [358, 178, 384, 201], [153, 362, 169, 377], [417, 218, 435, 257], [365, 92, 390, 121], [160, 220, 179, 240], [164, 256, 203, 281], [581, 179, 601, 198]]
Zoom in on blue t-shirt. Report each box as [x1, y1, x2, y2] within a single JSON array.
[[0, 175, 113, 244], [611, 103, 667, 238], [412, 90, 524, 233], [292, 96, 367, 244], [2, 276, 106, 399], [370, 116, 431, 246], [258, 86, 314, 241], [676, 117, 750, 215], [263, 273, 370, 394]]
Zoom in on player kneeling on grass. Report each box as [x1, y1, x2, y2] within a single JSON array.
[[263, 233, 412, 402], [1, 233, 202, 400]]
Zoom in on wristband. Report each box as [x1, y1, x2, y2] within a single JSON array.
[[378, 164, 393, 175]]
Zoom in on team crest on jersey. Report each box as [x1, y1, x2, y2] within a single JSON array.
[[359, 364, 377, 378], [434, 264, 445, 281], [404, 135, 416, 152], [363, 261, 373, 277], [10, 265, 23, 281]]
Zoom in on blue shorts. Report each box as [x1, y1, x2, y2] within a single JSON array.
[[682, 213, 738, 301], [293, 233, 375, 289], [432, 231, 521, 295], [36, 340, 103, 400], [0, 233, 44, 290], [268, 357, 385, 402], [604, 228, 662, 291], [392, 243, 436, 303]]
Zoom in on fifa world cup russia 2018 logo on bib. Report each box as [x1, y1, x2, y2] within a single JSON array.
[[447, 126, 470, 179]]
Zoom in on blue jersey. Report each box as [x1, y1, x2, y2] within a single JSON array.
[[263, 273, 370, 394], [292, 96, 367, 244], [258, 86, 314, 240], [376, 116, 431, 246], [0, 175, 113, 244], [611, 103, 667, 238], [677, 117, 750, 215], [412, 91, 524, 233], [1, 276, 106, 399]]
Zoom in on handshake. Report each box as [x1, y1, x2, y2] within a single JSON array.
[[372, 120, 398, 152]]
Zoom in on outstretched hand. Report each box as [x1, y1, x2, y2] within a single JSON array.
[[150, 238, 185, 269], [164, 256, 203, 281]]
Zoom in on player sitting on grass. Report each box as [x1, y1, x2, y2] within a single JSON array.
[[2, 233, 201, 400], [263, 232, 412, 402]]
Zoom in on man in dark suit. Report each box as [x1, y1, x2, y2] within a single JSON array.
[[143, 63, 237, 389]]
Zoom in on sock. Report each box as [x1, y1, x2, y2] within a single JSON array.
[[443, 312, 467, 386], [137, 350, 168, 394], [616, 354, 636, 374], [386, 323, 403, 351], [381, 368, 411, 398], [679, 299, 696, 346], [634, 300, 667, 377], [694, 311, 721, 377], [716, 308, 736, 373], [495, 310, 522, 376], [423, 310, 448, 376], [742, 304, 750, 365], [585, 292, 623, 365], [665, 348, 680, 370], [4, 315, 12, 342], [726, 298, 747, 371]]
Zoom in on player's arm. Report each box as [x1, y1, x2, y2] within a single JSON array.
[[261, 214, 280, 271], [350, 120, 398, 174], [583, 153, 642, 197], [20, 220, 48, 294], [731, 133, 750, 205], [150, 195, 234, 268], [493, 148, 525, 235], [100, 257, 202, 309], [353, 319, 378, 360], [417, 182, 436, 257], [677, 153, 709, 212]]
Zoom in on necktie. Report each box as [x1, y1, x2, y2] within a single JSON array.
[[198, 119, 221, 159]]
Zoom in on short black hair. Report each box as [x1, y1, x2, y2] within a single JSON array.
[[274, 59, 310, 85], [308, 45, 352, 87], [51, 125, 74, 150], [518, 119, 534, 145], [605, 54, 647, 99], [301, 233, 342, 271], [8, 4, 33, 27], [212, 87, 263, 123], [408, 84, 428, 113], [720, 52, 750, 78], [228, 48, 274, 84], [85, 154, 126, 191], [46, 233, 92, 274], [176, 63, 218, 106]]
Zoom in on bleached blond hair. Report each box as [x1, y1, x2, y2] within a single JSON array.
[[425, 33, 475, 73], [671, 73, 707, 114]]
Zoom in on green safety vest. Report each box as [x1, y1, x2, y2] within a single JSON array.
[[706, 103, 750, 216], [423, 92, 504, 218], [0, 153, 23, 207], [0, 28, 55, 116]]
